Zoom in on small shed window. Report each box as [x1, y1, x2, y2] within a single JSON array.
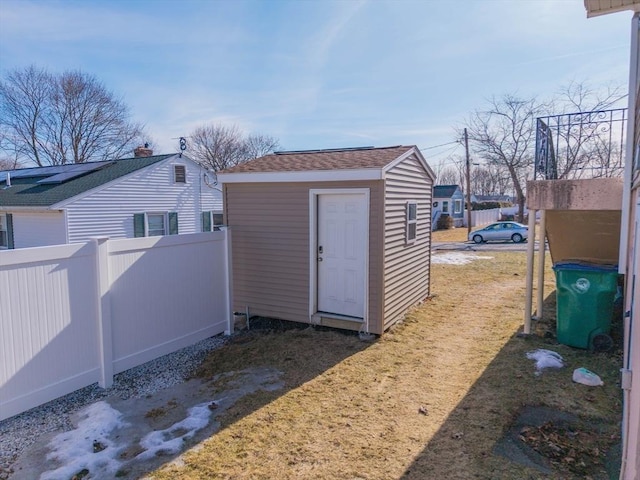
[[406, 201, 417, 243], [442, 201, 449, 213], [174, 165, 186, 183], [454, 199, 462, 214]]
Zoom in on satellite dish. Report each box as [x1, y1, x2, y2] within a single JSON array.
[[203, 170, 218, 187]]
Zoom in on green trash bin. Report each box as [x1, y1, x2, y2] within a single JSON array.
[[552, 261, 619, 350]]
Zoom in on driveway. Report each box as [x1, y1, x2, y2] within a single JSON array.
[[433, 240, 546, 253]]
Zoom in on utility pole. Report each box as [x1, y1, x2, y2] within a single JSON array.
[[464, 128, 472, 236]]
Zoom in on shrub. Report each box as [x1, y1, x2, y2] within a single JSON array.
[[437, 214, 454, 230], [472, 201, 513, 211]]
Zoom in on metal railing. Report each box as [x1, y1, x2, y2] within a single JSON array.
[[535, 108, 627, 180]]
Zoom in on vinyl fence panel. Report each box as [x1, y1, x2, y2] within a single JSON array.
[[0, 231, 231, 420], [0, 243, 101, 420], [109, 233, 230, 373]]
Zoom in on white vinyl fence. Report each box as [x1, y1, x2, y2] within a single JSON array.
[[462, 208, 502, 228], [0, 231, 232, 420]]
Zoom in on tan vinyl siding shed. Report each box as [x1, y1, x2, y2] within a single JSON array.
[[218, 145, 435, 335]]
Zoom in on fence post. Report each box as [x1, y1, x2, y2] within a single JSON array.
[[222, 227, 233, 335], [92, 237, 113, 388]]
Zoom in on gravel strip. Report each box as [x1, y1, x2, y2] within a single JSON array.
[[0, 334, 227, 477]]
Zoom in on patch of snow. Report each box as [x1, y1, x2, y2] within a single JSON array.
[[136, 402, 212, 460], [431, 252, 494, 265], [39, 400, 214, 478], [526, 349, 564, 376], [41, 402, 128, 480]]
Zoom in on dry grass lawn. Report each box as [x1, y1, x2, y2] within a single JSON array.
[[149, 252, 622, 480], [432, 227, 470, 243]]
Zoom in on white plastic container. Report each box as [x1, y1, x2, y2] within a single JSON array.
[[572, 367, 604, 386]]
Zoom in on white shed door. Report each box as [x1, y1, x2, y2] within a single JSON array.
[[317, 193, 366, 318]]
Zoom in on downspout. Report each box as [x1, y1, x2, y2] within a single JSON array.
[[619, 12, 640, 480]]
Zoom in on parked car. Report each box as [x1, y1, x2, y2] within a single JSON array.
[[468, 221, 528, 244]]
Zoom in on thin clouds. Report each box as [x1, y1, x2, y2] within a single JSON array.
[[0, 0, 632, 154]]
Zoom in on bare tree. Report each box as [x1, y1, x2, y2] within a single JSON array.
[[465, 94, 544, 222], [537, 81, 625, 179], [244, 133, 280, 160], [471, 166, 498, 196], [0, 66, 144, 166], [546, 80, 627, 179], [0, 66, 52, 166], [189, 123, 280, 171], [0, 128, 24, 170], [436, 165, 462, 186], [556, 80, 625, 113]]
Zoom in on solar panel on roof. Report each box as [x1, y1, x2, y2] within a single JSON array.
[[37, 162, 112, 184], [10, 167, 49, 178], [10, 165, 79, 178]]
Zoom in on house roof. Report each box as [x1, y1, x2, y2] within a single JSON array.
[[433, 185, 461, 198], [222, 145, 415, 173], [0, 154, 175, 208], [584, 0, 640, 17], [218, 145, 435, 183]]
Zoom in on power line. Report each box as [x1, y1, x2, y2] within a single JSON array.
[[419, 140, 460, 151], [426, 144, 461, 162]]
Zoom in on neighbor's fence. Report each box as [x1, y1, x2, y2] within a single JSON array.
[[0, 231, 232, 420], [462, 208, 502, 228]]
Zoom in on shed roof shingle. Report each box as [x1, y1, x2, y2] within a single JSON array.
[[221, 146, 415, 174]]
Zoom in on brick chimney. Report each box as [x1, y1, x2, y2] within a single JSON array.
[[134, 143, 153, 157]]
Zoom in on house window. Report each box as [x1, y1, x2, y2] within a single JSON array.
[[202, 211, 224, 232], [454, 199, 462, 214], [134, 212, 178, 237], [442, 201, 449, 213], [147, 214, 166, 236], [406, 201, 417, 243], [0, 214, 13, 249], [174, 165, 186, 183]]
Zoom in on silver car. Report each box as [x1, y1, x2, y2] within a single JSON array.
[[468, 221, 528, 244]]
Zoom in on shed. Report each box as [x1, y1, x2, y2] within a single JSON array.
[[218, 145, 436, 335]]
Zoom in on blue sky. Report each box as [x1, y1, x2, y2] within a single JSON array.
[[0, 0, 633, 168]]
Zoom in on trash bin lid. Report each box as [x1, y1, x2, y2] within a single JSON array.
[[552, 261, 618, 272]]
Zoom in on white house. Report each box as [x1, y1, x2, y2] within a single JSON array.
[[0, 149, 223, 249], [432, 184, 465, 228]]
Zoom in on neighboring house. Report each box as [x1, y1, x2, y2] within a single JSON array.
[[0, 149, 222, 249], [432, 184, 465, 227], [218, 145, 436, 336], [585, 3, 640, 479], [593, 2, 640, 479]]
